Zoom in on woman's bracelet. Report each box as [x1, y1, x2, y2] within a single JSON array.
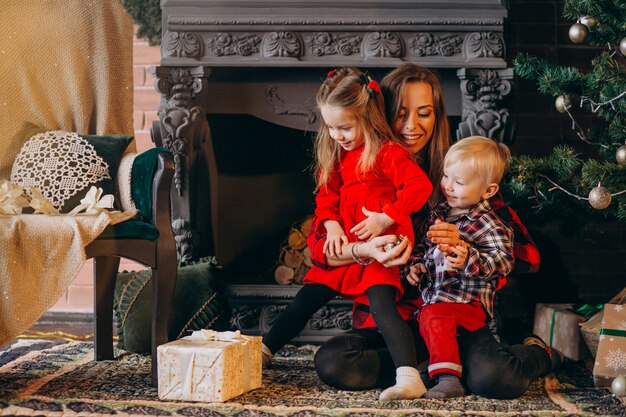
[[350, 242, 374, 266]]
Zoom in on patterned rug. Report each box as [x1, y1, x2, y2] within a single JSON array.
[[0, 340, 624, 417]]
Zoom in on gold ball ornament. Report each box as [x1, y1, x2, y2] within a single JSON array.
[[611, 375, 626, 397], [621, 37, 626, 56], [580, 16, 598, 29], [588, 184, 611, 209], [616, 144, 626, 165], [555, 95, 571, 113], [569, 23, 589, 44]]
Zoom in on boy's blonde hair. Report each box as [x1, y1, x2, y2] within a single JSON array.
[[315, 67, 399, 188], [445, 136, 511, 185]]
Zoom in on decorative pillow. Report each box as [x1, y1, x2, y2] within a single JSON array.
[[10, 131, 132, 212], [113, 258, 228, 354]]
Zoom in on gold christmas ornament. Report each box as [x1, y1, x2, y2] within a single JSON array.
[[616, 144, 626, 165], [611, 375, 626, 397], [580, 16, 598, 29], [569, 22, 589, 44], [620, 37, 626, 56], [588, 184, 611, 209], [555, 95, 571, 113]]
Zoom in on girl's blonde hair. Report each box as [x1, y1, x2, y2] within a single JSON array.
[[445, 136, 511, 185], [315, 67, 399, 188], [380, 63, 450, 207]]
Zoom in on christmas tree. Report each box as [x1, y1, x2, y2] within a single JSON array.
[[508, 0, 626, 225]]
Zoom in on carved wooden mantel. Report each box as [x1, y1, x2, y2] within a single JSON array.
[[152, 0, 514, 341]]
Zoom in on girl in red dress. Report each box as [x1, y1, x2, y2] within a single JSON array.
[[262, 67, 433, 400]]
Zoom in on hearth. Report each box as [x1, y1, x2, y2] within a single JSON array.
[[152, 0, 514, 341]]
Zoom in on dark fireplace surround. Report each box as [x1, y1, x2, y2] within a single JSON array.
[[152, 0, 514, 342]]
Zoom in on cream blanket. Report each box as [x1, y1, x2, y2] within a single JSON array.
[[0, 211, 136, 345], [0, 0, 134, 179]]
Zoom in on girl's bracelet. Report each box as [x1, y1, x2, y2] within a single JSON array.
[[350, 242, 374, 266]]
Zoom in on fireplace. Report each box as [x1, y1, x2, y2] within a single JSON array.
[[152, 0, 514, 341]]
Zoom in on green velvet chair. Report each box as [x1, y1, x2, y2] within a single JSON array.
[[85, 148, 177, 386]]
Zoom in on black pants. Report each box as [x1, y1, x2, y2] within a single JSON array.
[[314, 324, 551, 399], [264, 284, 417, 369]]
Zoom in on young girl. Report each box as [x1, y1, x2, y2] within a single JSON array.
[[262, 67, 433, 400]]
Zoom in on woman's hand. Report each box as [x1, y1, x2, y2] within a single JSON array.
[[350, 207, 394, 241], [406, 263, 426, 286], [426, 219, 462, 252], [323, 220, 348, 258], [358, 234, 412, 267]]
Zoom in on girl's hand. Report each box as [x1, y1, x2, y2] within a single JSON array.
[[360, 235, 412, 267], [446, 244, 469, 269], [350, 207, 395, 240], [406, 263, 426, 286], [427, 219, 462, 252], [323, 220, 348, 258]]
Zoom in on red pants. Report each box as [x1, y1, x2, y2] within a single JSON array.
[[418, 302, 487, 378]]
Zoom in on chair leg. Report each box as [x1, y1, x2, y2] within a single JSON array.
[[93, 255, 121, 361], [151, 254, 177, 386]]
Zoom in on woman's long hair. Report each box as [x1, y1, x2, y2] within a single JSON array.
[[381, 63, 451, 207], [315, 67, 399, 190]]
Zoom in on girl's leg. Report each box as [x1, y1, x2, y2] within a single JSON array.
[[314, 321, 428, 390], [459, 328, 552, 399], [366, 285, 426, 400], [262, 283, 338, 362]]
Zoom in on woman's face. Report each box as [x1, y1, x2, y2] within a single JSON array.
[[391, 81, 436, 155]]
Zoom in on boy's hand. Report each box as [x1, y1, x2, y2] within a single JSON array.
[[406, 263, 426, 286], [427, 219, 462, 247], [445, 244, 469, 269], [350, 207, 394, 240], [323, 220, 348, 258]]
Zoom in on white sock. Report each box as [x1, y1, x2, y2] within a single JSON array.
[[379, 366, 427, 401], [261, 343, 273, 368]]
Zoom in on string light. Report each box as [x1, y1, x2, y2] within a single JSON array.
[[580, 90, 626, 113]]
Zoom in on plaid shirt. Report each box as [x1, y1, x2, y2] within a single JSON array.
[[409, 199, 514, 318]]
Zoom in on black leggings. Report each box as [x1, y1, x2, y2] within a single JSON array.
[[314, 325, 551, 399], [263, 284, 417, 369]]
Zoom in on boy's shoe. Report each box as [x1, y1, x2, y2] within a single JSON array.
[[522, 334, 564, 375]]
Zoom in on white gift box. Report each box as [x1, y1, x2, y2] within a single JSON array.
[[157, 330, 262, 402]]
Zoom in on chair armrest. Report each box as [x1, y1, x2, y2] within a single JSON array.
[[131, 148, 173, 224], [151, 151, 175, 234]]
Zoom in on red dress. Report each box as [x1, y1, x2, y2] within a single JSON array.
[[305, 142, 432, 305]]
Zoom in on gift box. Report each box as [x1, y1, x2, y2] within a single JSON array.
[[580, 286, 626, 358], [592, 301, 626, 387], [158, 330, 262, 402], [533, 303, 590, 361]]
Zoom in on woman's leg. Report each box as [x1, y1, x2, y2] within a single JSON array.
[[263, 283, 339, 354], [315, 327, 391, 389], [459, 327, 552, 399]]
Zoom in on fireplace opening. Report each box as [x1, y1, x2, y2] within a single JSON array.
[[205, 113, 316, 282]]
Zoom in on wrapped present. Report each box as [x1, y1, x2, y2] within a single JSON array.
[[158, 330, 262, 402], [592, 298, 626, 387], [580, 287, 626, 359], [533, 303, 590, 361]]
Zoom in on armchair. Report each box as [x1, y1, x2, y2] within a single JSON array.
[[85, 147, 177, 385]]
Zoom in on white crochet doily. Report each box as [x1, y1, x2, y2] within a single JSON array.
[[10, 131, 111, 210]]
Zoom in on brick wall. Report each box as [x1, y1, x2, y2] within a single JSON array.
[[49, 27, 159, 313]]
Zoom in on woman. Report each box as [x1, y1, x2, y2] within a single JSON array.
[[309, 63, 552, 399]]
